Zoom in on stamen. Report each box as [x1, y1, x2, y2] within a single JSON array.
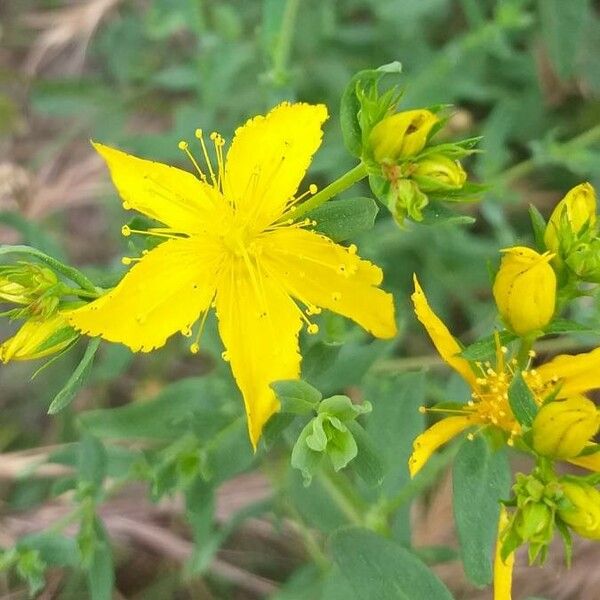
[[189, 307, 211, 355], [121, 256, 142, 266], [178, 140, 207, 182], [121, 226, 182, 240], [195, 129, 217, 187]]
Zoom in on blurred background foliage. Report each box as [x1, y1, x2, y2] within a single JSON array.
[[1, 0, 600, 598]]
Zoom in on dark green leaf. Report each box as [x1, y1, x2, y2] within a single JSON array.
[[309, 197, 379, 242], [419, 201, 476, 226], [48, 338, 101, 414], [545, 318, 596, 335], [347, 421, 385, 487], [302, 340, 342, 382], [508, 371, 538, 428], [453, 438, 511, 586], [538, 0, 589, 79], [331, 527, 454, 600], [529, 204, 547, 251], [460, 331, 517, 361]]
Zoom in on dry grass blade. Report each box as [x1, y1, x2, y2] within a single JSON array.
[[23, 0, 123, 76]]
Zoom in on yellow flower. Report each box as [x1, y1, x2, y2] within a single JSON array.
[[492, 247, 556, 336], [369, 109, 438, 163], [0, 311, 78, 362], [532, 396, 599, 459], [67, 103, 397, 448], [408, 275, 600, 477], [558, 480, 600, 540], [544, 182, 597, 254]]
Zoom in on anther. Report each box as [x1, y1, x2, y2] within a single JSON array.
[[121, 225, 131, 237], [309, 184, 318, 194], [178, 140, 188, 150], [190, 343, 200, 354], [466, 433, 475, 441], [348, 244, 357, 255], [221, 351, 230, 362], [418, 406, 427, 414], [500, 346, 508, 354], [307, 323, 319, 335], [528, 350, 537, 358]]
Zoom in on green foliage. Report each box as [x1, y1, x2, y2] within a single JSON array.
[[331, 528, 454, 600], [453, 437, 511, 586]]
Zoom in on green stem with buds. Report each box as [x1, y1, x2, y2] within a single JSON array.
[[287, 162, 369, 222]]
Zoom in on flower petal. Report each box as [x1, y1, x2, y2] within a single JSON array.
[[68, 237, 223, 352], [260, 228, 396, 339], [537, 347, 600, 398], [411, 275, 477, 387], [494, 506, 514, 600], [94, 143, 223, 233], [215, 260, 303, 449], [568, 445, 600, 472], [408, 415, 473, 477], [223, 103, 328, 228]]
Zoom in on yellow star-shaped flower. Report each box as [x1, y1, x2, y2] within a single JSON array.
[[409, 274, 600, 476], [68, 102, 397, 448]]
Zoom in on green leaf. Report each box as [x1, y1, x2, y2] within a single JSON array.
[[79, 378, 225, 439], [347, 421, 385, 487], [452, 437, 511, 586], [545, 318, 596, 335], [339, 62, 402, 156], [318, 395, 372, 421], [419, 201, 476, 226], [538, 0, 589, 80], [460, 331, 517, 361], [508, 371, 538, 428], [302, 340, 342, 382], [331, 527, 454, 600], [309, 197, 379, 242], [18, 533, 78, 567], [271, 379, 323, 415], [48, 338, 101, 414], [529, 204, 548, 251], [87, 519, 114, 600], [78, 434, 107, 493]]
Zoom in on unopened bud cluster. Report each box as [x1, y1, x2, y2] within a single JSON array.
[[544, 183, 600, 283], [0, 262, 81, 363], [364, 107, 477, 225]]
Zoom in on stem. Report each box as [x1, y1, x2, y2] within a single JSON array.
[[500, 123, 600, 184], [270, 0, 301, 87], [317, 468, 365, 526], [372, 335, 591, 374], [516, 335, 535, 369], [287, 162, 368, 221]]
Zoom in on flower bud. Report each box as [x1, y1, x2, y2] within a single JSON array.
[[544, 183, 597, 254], [412, 154, 467, 192], [369, 109, 438, 163], [492, 246, 556, 336], [514, 502, 554, 546], [0, 312, 78, 362], [564, 238, 600, 283], [387, 178, 428, 224], [0, 264, 58, 306], [532, 396, 600, 459], [558, 480, 600, 540]]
